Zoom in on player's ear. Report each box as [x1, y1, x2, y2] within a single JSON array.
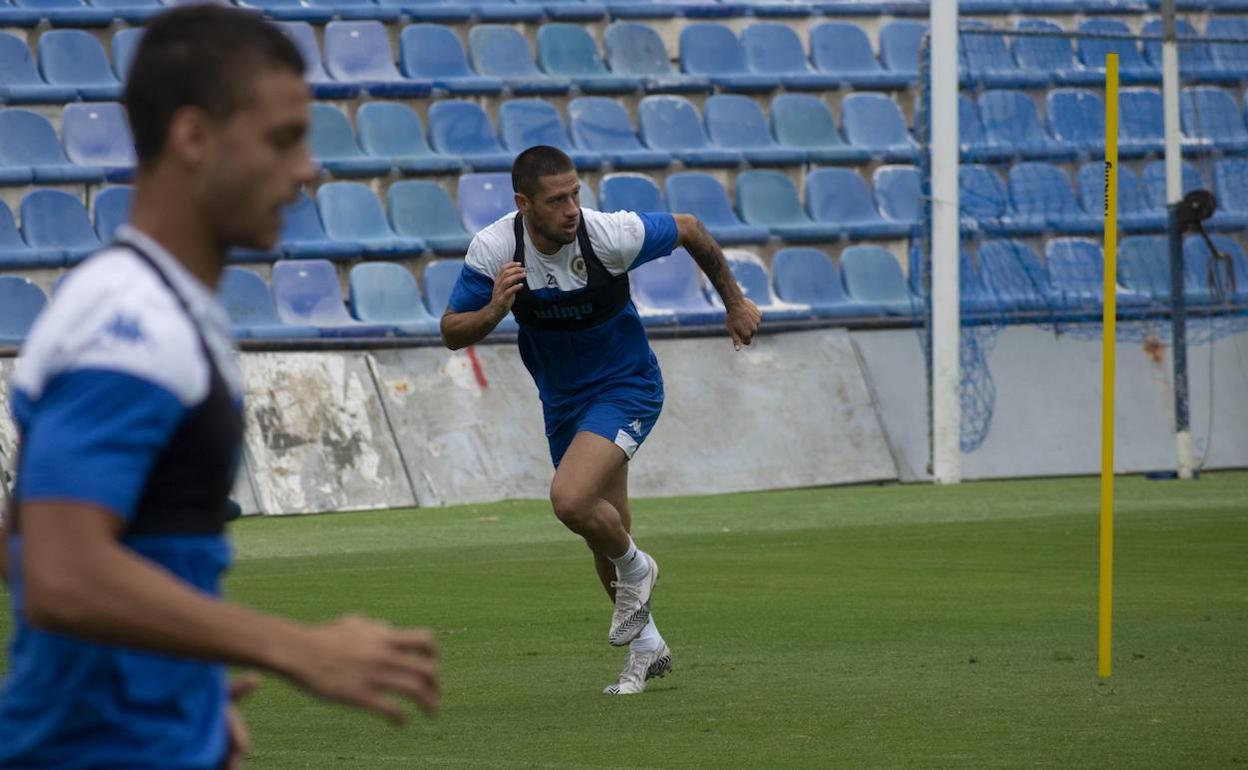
[[166, 105, 214, 171], [514, 192, 530, 215]]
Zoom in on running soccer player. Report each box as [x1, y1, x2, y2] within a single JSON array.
[[0, 8, 438, 769], [441, 146, 761, 694]]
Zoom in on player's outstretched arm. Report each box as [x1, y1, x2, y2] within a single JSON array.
[[441, 261, 525, 350], [673, 213, 762, 350], [20, 501, 439, 725]]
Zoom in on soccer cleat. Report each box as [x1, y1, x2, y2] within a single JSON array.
[[603, 644, 673, 695], [607, 554, 658, 646]]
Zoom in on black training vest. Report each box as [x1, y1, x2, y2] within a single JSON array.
[[10, 241, 244, 538], [508, 212, 632, 331]]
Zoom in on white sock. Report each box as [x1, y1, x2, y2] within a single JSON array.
[[630, 617, 663, 653], [609, 537, 650, 583]]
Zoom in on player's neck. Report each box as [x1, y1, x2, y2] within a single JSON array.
[[129, 171, 228, 291]]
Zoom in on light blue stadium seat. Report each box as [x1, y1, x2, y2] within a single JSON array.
[[978, 89, 1072, 161], [872, 165, 921, 234], [469, 25, 571, 96], [905, 247, 999, 315], [977, 238, 1051, 312], [0, 201, 41, 269], [738, 24, 837, 91], [536, 24, 640, 95], [0, 109, 104, 184], [1213, 157, 1248, 230], [38, 29, 121, 101], [597, 0, 678, 18], [387, 180, 474, 255], [219, 267, 319, 339], [457, 172, 514, 233], [714, 250, 810, 320], [399, 25, 504, 95], [637, 96, 741, 168], [305, 0, 400, 22], [737, 169, 837, 242], [741, 0, 812, 18], [20, 189, 98, 266], [809, 22, 911, 90], [1142, 19, 1232, 84], [769, 94, 868, 165], [568, 97, 671, 169], [664, 172, 768, 244], [956, 94, 1008, 163], [603, 22, 711, 94], [309, 103, 390, 178], [499, 99, 602, 170], [1117, 235, 1171, 302], [1141, 160, 1235, 229], [62, 102, 135, 183], [275, 191, 363, 261], [1119, 87, 1165, 155], [840, 92, 918, 162], [878, 20, 925, 82], [678, 23, 778, 93], [1179, 87, 1248, 153], [516, 0, 607, 22], [601, 172, 665, 213], [1208, 18, 1248, 81], [427, 101, 514, 172], [421, 257, 521, 331], [110, 27, 144, 82], [1007, 162, 1099, 235], [772, 246, 870, 317], [0, 276, 46, 346], [0, 31, 77, 105], [376, 0, 470, 21], [1077, 20, 1158, 84], [238, 0, 335, 23], [1046, 89, 1111, 158], [355, 102, 461, 175], [1076, 162, 1165, 233], [1046, 237, 1150, 311], [629, 248, 724, 326], [959, 164, 1010, 235], [462, 0, 543, 23], [839, 245, 915, 315], [959, 20, 1047, 89], [324, 21, 433, 97], [94, 185, 131, 242], [271, 260, 392, 338], [11, 0, 111, 26], [275, 21, 360, 99], [316, 182, 426, 258], [1012, 19, 1100, 86], [806, 167, 910, 240], [1183, 234, 1248, 305], [702, 94, 805, 166], [349, 262, 441, 336]]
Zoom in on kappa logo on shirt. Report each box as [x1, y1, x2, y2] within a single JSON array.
[[99, 313, 147, 346]]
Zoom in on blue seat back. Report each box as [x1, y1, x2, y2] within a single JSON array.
[[63, 102, 135, 168], [879, 21, 926, 76], [537, 23, 609, 77], [741, 23, 809, 76], [806, 168, 879, 223], [422, 258, 465, 315], [427, 100, 506, 155], [978, 239, 1050, 307], [39, 29, 116, 88], [772, 247, 850, 306], [469, 25, 543, 78], [1208, 19, 1248, 72], [841, 93, 912, 149], [960, 20, 1020, 77], [601, 173, 664, 213], [499, 99, 576, 153], [0, 276, 47, 343], [457, 172, 514, 233], [1078, 20, 1149, 71], [111, 27, 143, 81], [324, 21, 402, 82], [1077, 162, 1150, 217], [638, 96, 712, 151], [1120, 87, 1164, 143], [1045, 237, 1104, 297], [387, 180, 468, 239], [94, 185, 132, 241], [704, 94, 776, 150], [220, 267, 284, 327], [1008, 162, 1081, 218], [737, 170, 810, 226], [724, 251, 780, 308], [770, 93, 848, 150], [630, 248, 713, 311], [665, 172, 740, 227], [1180, 87, 1248, 144], [979, 89, 1053, 146], [1214, 157, 1248, 214], [1118, 236, 1170, 298], [0, 109, 70, 167], [840, 245, 911, 307], [276, 22, 334, 84], [1184, 234, 1248, 300], [810, 22, 884, 75], [1047, 88, 1104, 145], [958, 95, 987, 149], [1013, 19, 1078, 75], [400, 24, 475, 79], [272, 259, 354, 325], [0, 201, 29, 253], [0, 32, 41, 89], [873, 165, 921, 222], [357, 101, 435, 158], [281, 191, 332, 243], [350, 262, 437, 324], [603, 22, 674, 76], [679, 23, 749, 77], [1143, 160, 1202, 209], [568, 96, 646, 152], [960, 165, 1008, 219], [317, 181, 396, 241], [310, 103, 367, 161], [21, 189, 99, 251], [1142, 19, 1211, 70]]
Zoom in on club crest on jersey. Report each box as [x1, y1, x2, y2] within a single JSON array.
[[571, 255, 587, 280]]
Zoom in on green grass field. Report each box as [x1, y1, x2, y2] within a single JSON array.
[[3, 472, 1247, 768]]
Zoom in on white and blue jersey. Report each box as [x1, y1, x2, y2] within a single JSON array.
[[448, 209, 678, 465], [0, 226, 244, 770]]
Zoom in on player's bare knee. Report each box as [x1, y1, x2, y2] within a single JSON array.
[[549, 483, 592, 527]]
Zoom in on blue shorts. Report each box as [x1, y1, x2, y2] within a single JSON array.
[[547, 385, 664, 467]]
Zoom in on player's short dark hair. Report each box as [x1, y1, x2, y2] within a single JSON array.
[[124, 5, 306, 166], [512, 146, 576, 199]]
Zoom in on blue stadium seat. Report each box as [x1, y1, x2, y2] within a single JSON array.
[[219, 267, 319, 339], [955, 94, 1007, 163], [421, 258, 520, 331], [1117, 236, 1171, 302], [769, 94, 868, 165], [355, 102, 461, 175], [1213, 157, 1248, 230], [0, 31, 76, 104], [461, 0, 543, 23], [678, 23, 779, 93], [21, 189, 97, 266], [597, 0, 678, 18], [1119, 87, 1165, 155], [399, 24, 504, 95], [904, 248, 999, 316], [1077, 20, 1158, 84], [1141, 19, 1232, 84], [515, 0, 607, 22], [499, 99, 602, 170], [603, 22, 712, 94], [317, 182, 426, 258], [373, 0, 472, 20], [38, 29, 121, 101], [771, 246, 870, 317], [536, 24, 640, 94], [601, 172, 665, 213], [457, 172, 514, 233], [11, 0, 111, 26], [872, 165, 921, 234], [1183, 233, 1248, 305], [1208, 18, 1248, 81], [1012, 19, 1100, 86], [238, 0, 335, 23], [427, 101, 515, 171], [713, 250, 810, 321], [809, 22, 911, 90], [1046, 237, 1151, 311], [839, 92, 918, 162], [1007, 162, 1099, 235], [469, 25, 572, 96], [275, 21, 360, 99], [324, 21, 433, 97], [737, 169, 838, 242], [839, 245, 915, 315], [806, 168, 911, 240], [959, 20, 1047, 89], [0, 276, 46, 345], [738, 24, 836, 91], [110, 27, 144, 82], [0, 201, 41, 269], [742, 0, 812, 18], [1142, 160, 1221, 227], [349, 262, 441, 336], [94, 185, 131, 242], [305, 0, 400, 22], [275, 191, 363, 261], [977, 239, 1051, 312], [978, 89, 1072, 161], [568, 97, 670, 169], [309, 103, 391, 178], [629, 248, 724, 326], [0, 109, 103, 184], [1180, 87, 1248, 153], [959, 164, 1010, 235], [1046, 89, 1112, 158], [878, 20, 925, 82], [702, 95, 805, 166], [62, 102, 135, 183], [271, 260, 392, 338], [637, 96, 741, 168], [1076, 162, 1165, 233], [664, 172, 768, 245], [387, 180, 473, 255]]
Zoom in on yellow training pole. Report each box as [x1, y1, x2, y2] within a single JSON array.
[[1099, 53, 1119, 681]]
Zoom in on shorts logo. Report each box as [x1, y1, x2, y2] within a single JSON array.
[[629, 419, 642, 435]]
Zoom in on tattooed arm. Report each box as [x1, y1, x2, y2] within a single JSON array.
[[672, 214, 762, 350]]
